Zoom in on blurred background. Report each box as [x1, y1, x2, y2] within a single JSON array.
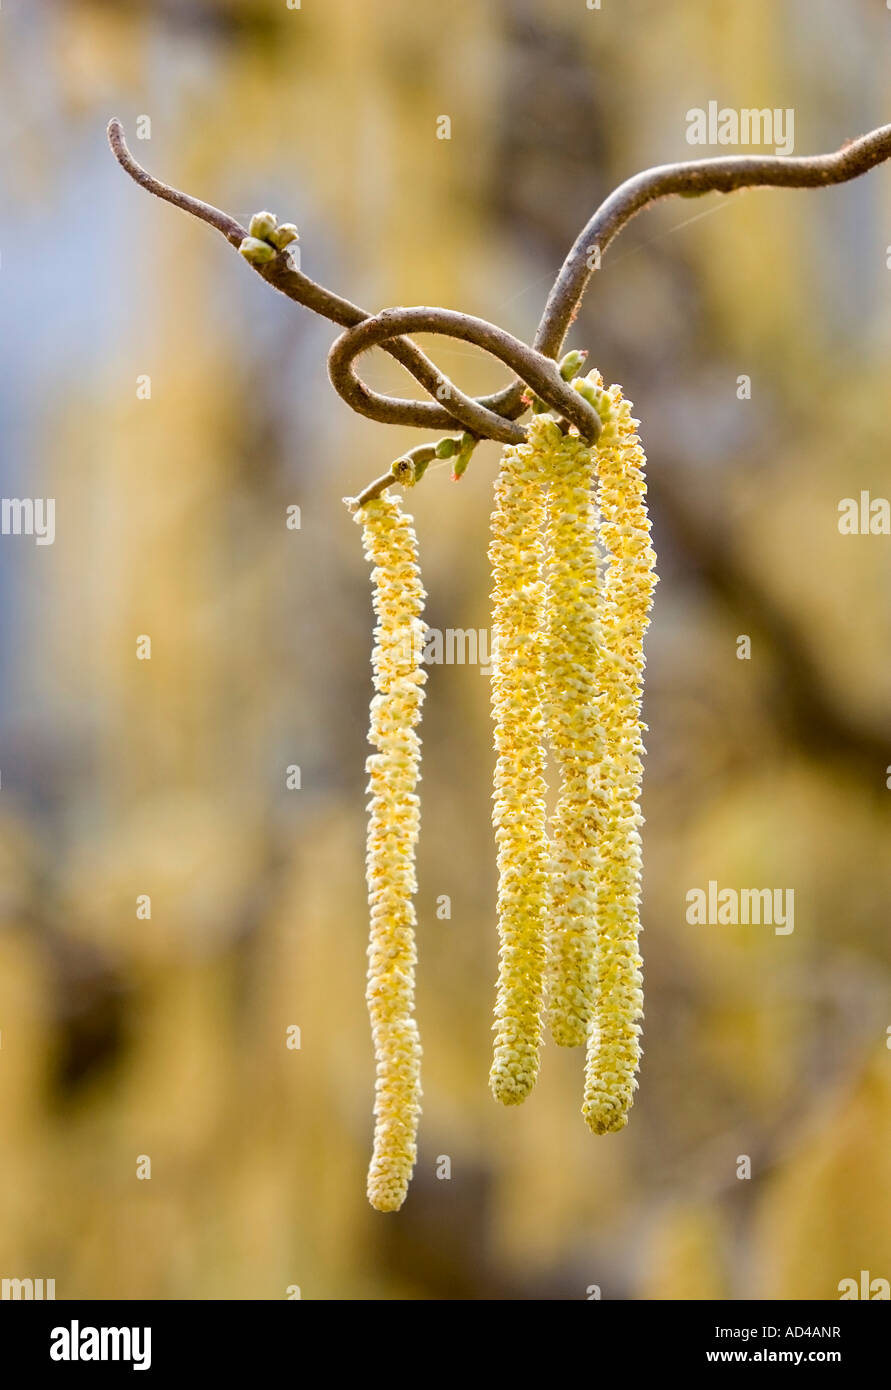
[[0, 0, 889, 1300]]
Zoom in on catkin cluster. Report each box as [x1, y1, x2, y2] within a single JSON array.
[[356, 495, 426, 1213], [487, 380, 657, 1133], [352, 371, 655, 1210]]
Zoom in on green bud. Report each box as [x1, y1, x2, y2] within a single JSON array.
[[269, 222, 299, 249], [434, 436, 458, 459], [559, 349, 587, 382], [452, 433, 476, 480], [392, 457, 416, 487], [239, 236, 277, 266], [410, 445, 436, 480], [249, 210, 278, 241], [531, 395, 550, 414]]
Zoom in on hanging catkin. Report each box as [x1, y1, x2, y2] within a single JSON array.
[[541, 422, 604, 1048], [356, 494, 426, 1211], [488, 419, 551, 1105], [583, 378, 657, 1134]]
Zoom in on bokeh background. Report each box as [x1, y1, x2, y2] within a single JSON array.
[[0, 0, 889, 1300]]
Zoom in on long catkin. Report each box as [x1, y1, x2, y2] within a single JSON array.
[[583, 380, 657, 1134], [541, 424, 604, 1048], [357, 495, 426, 1210], [488, 419, 551, 1105]]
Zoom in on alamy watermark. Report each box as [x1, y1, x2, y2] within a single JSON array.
[[399, 626, 492, 674], [0, 497, 55, 545], [2, 1276, 55, 1299], [838, 1270, 889, 1299], [50, 1321, 151, 1371], [838, 491, 890, 535], [686, 881, 794, 935], [686, 103, 795, 155]]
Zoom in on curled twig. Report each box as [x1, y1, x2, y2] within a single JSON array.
[[107, 120, 525, 448], [107, 118, 891, 502], [328, 307, 601, 444], [535, 125, 891, 357]]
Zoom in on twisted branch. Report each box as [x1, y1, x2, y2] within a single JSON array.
[[535, 125, 891, 357], [107, 119, 526, 457], [107, 118, 891, 503], [328, 307, 601, 444]]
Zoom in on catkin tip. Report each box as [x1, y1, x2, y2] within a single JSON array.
[[489, 1047, 540, 1105], [582, 1102, 631, 1136]]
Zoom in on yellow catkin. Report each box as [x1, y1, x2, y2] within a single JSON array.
[[488, 418, 552, 1104], [357, 494, 426, 1211], [583, 377, 658, 1135], [542, 426, 604, 1048]]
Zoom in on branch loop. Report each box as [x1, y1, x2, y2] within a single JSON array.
[[327, 307, 602, 445]]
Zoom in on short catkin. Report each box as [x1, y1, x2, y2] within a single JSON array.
[[582, 378, 657, 1134], [357, 495, 427, 1210], [488, 420, 551, 1104]]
